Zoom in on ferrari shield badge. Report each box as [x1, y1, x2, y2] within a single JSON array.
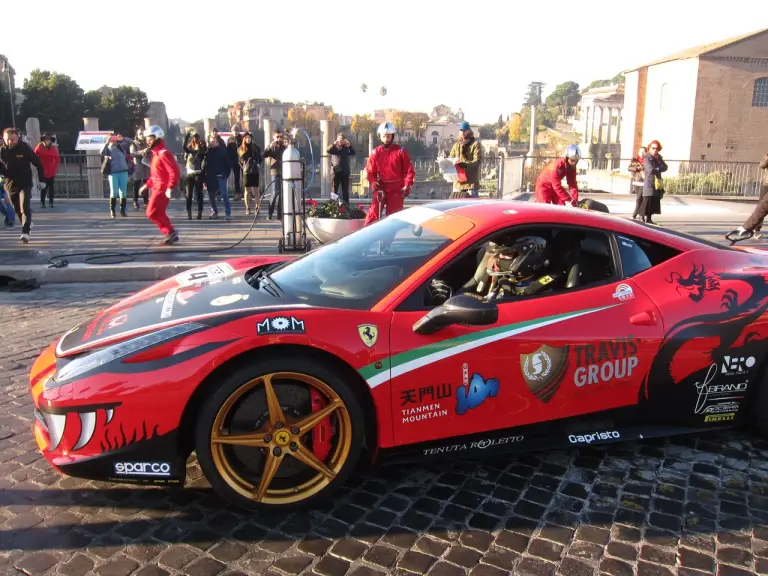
[[358, 324, 378, 348], [519, 344, 570, 403]]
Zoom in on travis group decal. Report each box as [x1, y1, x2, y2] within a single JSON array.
[[573, 338, 639, 389], [520, 345, 569, 402]]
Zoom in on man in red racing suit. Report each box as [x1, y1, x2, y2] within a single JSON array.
[[364, 122, 416, 226], [139, 125, 181, 244], [534, 144, 581, 206]]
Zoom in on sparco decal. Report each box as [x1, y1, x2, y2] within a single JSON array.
[[114, 462, 171, 476], [519, 344, 569, 403], [694, 363, 748, 414], [423, 435, 524, 456], [573, 339, 638, 387], [568, 430, 620, 444]]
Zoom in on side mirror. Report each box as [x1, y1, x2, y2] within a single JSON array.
[[413, 293, 499, 335]]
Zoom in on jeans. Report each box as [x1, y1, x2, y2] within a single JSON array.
[[207, 176, 231, 216], [108, 171, 129, 198], [133, 179, 147, 207], [332, 171, 350, 204], [268, 174, 282, 218], [185, 172, 204, 216], [0, 187, 14, 225], [9, 186, 32, 234]]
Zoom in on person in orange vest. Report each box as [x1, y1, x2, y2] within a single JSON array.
[[138, 125, 181, 244]]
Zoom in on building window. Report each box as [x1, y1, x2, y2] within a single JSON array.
[[753, 78, 768, 107], [431, 131, 439, 146], [660, 83, 669, 110]]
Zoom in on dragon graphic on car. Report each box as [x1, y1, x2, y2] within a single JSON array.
[[665, 263, 721, 302]]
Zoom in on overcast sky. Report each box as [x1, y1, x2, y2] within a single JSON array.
[[3, 1, 766, 125]]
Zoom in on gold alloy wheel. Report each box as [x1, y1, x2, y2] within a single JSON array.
[[210, 372, 352, 505]]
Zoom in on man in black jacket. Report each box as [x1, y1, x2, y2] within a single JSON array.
[[327, 133, 355, 204], [263, 129, 287, 220], [226, 125, 243, 200], [0, 128, 45, 243]]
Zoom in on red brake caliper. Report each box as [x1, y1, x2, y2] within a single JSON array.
[[310, 389, 333, 461]]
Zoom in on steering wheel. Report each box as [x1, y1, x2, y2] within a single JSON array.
[[428, 279, 452, 306]]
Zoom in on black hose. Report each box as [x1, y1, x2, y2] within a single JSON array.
[[48, 179, 280, 268]]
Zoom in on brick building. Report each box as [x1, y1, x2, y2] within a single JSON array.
[[621, 27, 768, 167]]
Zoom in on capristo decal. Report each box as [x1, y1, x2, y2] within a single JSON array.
[[568, 430, 620, 444], [640, 267, 768, 412], [400, 384, 451, 424], [256, 316, 305, 335], [520, 344, 569, 402], [358, 324, 378, 348], [456, 364, 499, 415], [573, 339, 638, 388], [422, 435, 523, 456]]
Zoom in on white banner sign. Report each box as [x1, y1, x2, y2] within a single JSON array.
[[76, 131, 112, 151]]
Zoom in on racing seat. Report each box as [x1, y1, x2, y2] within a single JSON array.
[[551, 230, 583, 289]]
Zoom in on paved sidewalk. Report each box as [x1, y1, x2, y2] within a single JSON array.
[[0, 196, 762, 285]]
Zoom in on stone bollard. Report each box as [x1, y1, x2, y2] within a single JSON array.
[[320, 120, 330, 199], [25, 118, 41, 199], [83, 118, 104, 199]]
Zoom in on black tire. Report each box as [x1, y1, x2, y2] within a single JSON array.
[[195, 355, 366, 511]]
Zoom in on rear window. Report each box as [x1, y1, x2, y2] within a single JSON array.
[[634, 222, 732, 251], [616, 234, 680, 277]]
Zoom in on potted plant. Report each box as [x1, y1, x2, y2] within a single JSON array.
[[305, 197, 367, 244]]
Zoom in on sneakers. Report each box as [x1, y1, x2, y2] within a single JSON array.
[[162, 231, 179, 245], [754, 231, 763, 239], [19, 233, 29, 243]]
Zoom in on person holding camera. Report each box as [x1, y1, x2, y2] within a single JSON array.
[[263, 129, 287, 220], [34, 134, 60, 208], [327, 133, 355, 204], [183, 129, 207, 220]]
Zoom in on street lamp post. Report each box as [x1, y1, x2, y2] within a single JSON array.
[[0, 59, 15, 129]]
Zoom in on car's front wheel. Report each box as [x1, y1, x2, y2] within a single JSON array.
[[195, 355, 365, 511]]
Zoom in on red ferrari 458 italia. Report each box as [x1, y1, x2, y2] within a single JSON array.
[[29, 200, 768, 510]]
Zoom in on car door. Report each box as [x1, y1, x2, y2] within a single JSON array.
[[387, 225, 665, 448]]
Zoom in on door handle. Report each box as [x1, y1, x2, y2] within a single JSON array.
[[629, 311, 656, 326]]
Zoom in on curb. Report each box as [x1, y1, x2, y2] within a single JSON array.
[[0, 261, 211, 285]]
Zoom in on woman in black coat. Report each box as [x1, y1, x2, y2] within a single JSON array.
[[640, 140, 667, 224]]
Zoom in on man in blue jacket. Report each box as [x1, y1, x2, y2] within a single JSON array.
[[203, 135, 232, 220]]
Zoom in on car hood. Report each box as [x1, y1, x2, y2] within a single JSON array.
[[55, 256, 300, 357]]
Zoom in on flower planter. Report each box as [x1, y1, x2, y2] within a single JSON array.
[[306, 217, 365, 244]]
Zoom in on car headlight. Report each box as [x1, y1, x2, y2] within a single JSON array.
[[53, 322, 205, 383]]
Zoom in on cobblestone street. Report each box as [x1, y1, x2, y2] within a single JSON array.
[[3, 282, 768, 576]]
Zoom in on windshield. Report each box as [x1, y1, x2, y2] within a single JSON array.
[[266, 207, 474, 309]]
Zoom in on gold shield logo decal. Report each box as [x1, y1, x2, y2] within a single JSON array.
[[358, 324, 378, 348], [520, 344, 570, 403]]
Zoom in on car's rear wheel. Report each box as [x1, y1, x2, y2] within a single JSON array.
[[194, 356, 365, 511]]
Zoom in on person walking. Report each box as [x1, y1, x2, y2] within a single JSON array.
[[202, 134, 232, 220], [327, 133, 355, 204], [34, 134, 60, 208], [227, 125, 243, 201], [130, 128, 151, 210], [183, 129, 206, 220], [138, 125, 180, 244], [733, 151, 768, 240], [238, 132, 262, 215], [263, 129, 287, 220], [628, 146, 646, 219], [0, 127, 46, 243], [448, 121, 482, 199], [639, 140, 667, 224], [102, 135, 132, 218]]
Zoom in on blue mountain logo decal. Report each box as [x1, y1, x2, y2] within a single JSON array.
[[456, 373, 499, 415]]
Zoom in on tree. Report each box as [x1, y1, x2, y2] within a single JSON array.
[[18, 70, 86, 148], [350, 113, 374, 142], [392, 111, 406, 134], [94, 86, 150, 136], [507, 114, 521, 142], [479, 123, 496, 139], [545, 81, 581, 117], [585, 72, 625, 91]]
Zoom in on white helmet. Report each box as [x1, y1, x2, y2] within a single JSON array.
[[564, 144, 581, 161], [145, 125, 165, 139], [377, 121, 396, 141]]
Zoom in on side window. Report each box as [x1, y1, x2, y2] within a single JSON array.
[[398, 225, 617, 311], [616, 234, 680, 277]]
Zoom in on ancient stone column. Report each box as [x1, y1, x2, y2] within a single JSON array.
[[83, 117, 104, 199]]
